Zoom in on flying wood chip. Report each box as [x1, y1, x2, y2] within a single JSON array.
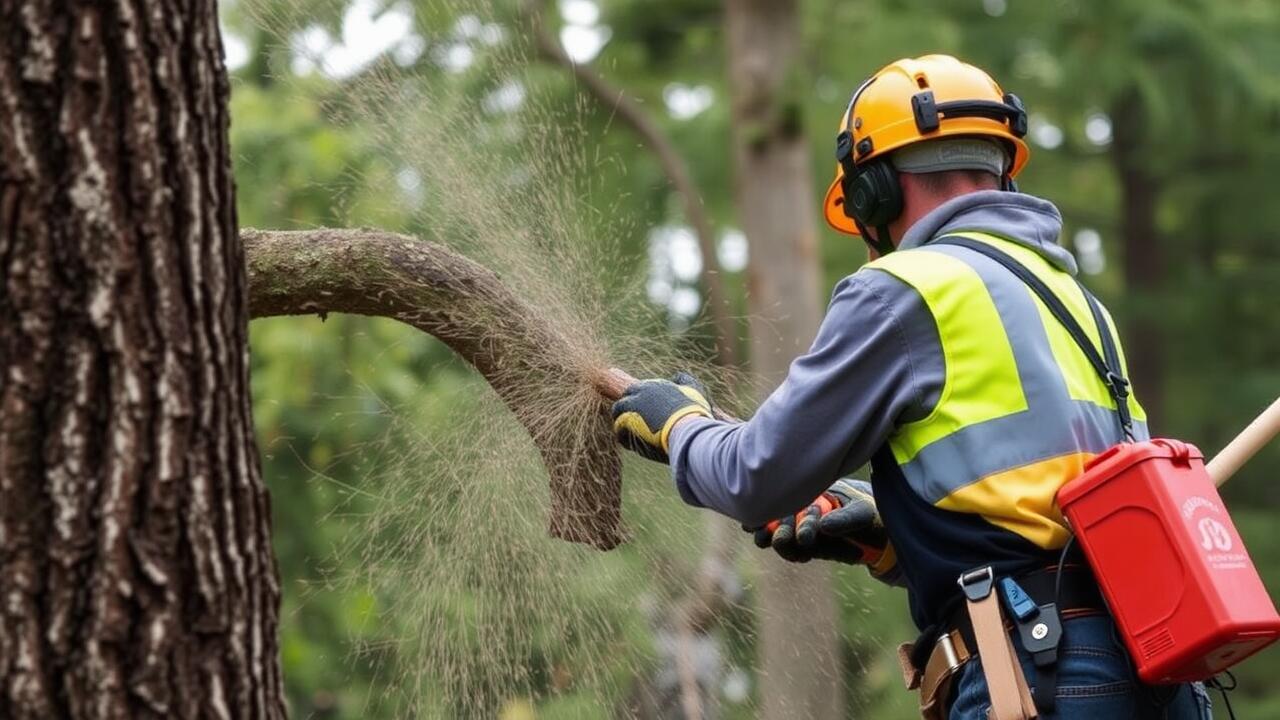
[[243, 228, 626, 550]]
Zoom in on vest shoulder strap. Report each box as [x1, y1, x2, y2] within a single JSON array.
[[932, 235, 1134, 439]]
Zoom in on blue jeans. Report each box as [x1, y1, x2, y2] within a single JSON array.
[[947, 615, 1213, 719]]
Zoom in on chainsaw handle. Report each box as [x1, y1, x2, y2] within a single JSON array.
[[592, 367, 740, 423], [1207, 395, 1280, 487]]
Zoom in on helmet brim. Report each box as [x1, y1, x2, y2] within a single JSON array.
[[823, 173, 861, 236]]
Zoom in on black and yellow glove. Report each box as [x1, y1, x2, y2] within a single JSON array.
[[749, 479, 900, 583], [611, 372, 713, 463]]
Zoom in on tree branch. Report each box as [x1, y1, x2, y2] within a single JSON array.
[[243, 228, 626, 550], [521, 0, 739, 368]]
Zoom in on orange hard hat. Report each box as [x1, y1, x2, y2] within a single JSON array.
[[823, 55, 1031, 236]]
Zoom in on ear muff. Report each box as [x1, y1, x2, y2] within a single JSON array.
[[836, 77, 905, 255], [841, 158, 902, 228]]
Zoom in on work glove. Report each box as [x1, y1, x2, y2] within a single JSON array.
[[611, 372, 713, 464], [748, 479, 900, 583]]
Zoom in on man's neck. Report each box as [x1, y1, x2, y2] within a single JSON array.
[[893, 182, 1005, 251]]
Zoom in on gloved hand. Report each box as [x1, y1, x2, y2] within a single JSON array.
[[611, 372, 713, 463], [748, 479, 899, 582]]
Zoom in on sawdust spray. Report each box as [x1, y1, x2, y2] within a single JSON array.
[[237, 0, 869, 716]]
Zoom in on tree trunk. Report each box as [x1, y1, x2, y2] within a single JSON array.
[[0, 1, 285, 717], [724, 0, 845, 716], [1110, 90, 1165, 424]]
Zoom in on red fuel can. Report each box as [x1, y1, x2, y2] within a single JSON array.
[[1057, 439, 1280, 683]]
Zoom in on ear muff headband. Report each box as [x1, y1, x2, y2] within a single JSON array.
[[836, 77, 901, 256], [912, 89, 1027, 190]]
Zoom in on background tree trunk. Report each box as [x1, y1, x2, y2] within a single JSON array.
[[0, 1, 285, 717], [1110, 89, 1166, 425], [724, 0, 846, 716]]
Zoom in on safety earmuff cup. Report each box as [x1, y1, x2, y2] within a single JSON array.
[[840, 158, 903, 229]]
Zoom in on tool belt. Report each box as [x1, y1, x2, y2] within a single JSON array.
[[897, 564, 1105, 720]]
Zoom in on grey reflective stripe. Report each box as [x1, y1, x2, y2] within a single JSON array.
[[900, 402, 1149, 504], [890, 242, 1145, 503], [927, 243, 1073, 414]]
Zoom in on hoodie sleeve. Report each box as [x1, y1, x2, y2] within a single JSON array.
[[668, 269, 944, 528]]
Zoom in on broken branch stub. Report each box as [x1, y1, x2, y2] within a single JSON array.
[[243, 228, 626, 550]]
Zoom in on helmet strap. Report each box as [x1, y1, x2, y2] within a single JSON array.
[[874, 224, 895, 256], [855, 218, 896, 257]]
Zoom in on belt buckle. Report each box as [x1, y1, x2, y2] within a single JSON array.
[[936, 631, 962, 674], [957, 565, 995, 601]]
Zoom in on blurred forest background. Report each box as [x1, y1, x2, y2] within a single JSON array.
[[219, 0, 1280, 717]]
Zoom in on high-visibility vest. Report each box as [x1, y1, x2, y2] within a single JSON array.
[[864, 231, 1147, 626]]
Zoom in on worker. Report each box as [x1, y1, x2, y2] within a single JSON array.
[[612, 55, 1213, 719]]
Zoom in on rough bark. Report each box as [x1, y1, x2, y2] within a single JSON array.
[[0, 0, 284, 717], [724, 0, 846, 716], [521, 0, 739, 368], [243, 229, 626, 550]]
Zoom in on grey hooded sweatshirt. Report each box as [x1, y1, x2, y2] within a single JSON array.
[[668, 190, 1079, 528]]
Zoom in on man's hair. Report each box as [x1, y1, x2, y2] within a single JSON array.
[[909, 169, 1001, 195]]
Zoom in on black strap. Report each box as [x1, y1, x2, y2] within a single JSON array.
[[1034, 664, 1057, 712], [933, 235, 1134, 439], [849, 211, 896, 258]]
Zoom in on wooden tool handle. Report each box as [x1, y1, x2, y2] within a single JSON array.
[[591, 367, 740, 423], [1207, 396, 1280, 487], [592, 367, 639, 402]]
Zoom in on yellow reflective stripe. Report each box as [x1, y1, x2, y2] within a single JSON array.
[[867, 248, 1026, 464], [949, 232, 1146, 422], [935, 451, 1094, 549]]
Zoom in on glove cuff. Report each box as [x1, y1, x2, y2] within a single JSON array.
[[868, 541, 898, 576], [829, 478, 872, 502], [659, 405, 712, 451]]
